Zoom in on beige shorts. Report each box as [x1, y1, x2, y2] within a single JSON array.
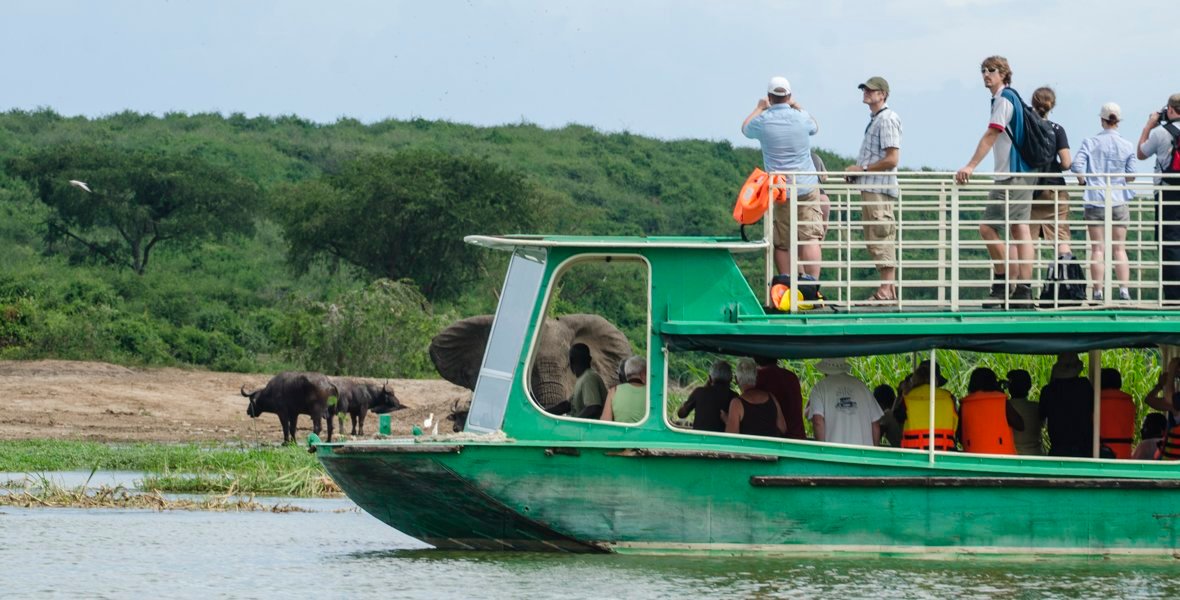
[[860, 191, 897, 268], [1031, 189, 1071, 243], [983, 181, 1034, 231], [772, 189, 824, 250]]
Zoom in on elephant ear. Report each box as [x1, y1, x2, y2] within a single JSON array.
[[430, 315, 494, 390], [556, 314, 635, 384]]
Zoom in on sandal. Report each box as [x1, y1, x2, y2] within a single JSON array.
[[867, 290, 897, 302]]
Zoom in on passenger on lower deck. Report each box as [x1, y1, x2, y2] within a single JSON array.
[[1098, 368, 1136, 459], [805, 357, 882, 446], [1039, 353, 1094, 457], [1144, 357, 1180, 460], [1006, 369, 1045, 455], [898, 360, 958, 451], [873, 384, 902, 447], [677, 359, 737, 432], [601, 356, 647, 424], [754, 356, 806, 439], [959, 368, 1024, 455], [726, 358, 787, 437], [1132, 412, 1167, 460]]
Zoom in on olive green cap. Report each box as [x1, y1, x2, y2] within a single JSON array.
[[858, 76, 890, 95]]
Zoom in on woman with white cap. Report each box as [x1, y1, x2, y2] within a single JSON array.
[[1071, 102, 1138, 302]]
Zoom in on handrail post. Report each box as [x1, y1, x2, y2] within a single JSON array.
[[1105, 176, 1114, 303], [1090, 349, 1101, 459], [765, 176, 775, 308], [789, 178, 798, 313], [950, 182, 960, 311], [928, 349, 937, 465]]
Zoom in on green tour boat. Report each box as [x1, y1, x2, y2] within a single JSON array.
[[314, 172, 1180, 557]]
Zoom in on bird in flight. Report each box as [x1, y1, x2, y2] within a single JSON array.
[[68, 180, 92, 193]]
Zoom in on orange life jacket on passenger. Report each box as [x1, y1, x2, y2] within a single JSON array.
[[1098, 389, 1136, 459], [1162, 415, 1180, 461], [959, 390, 1016, 455], [901, 385, 958, 451], [733, 168, 786, 225]]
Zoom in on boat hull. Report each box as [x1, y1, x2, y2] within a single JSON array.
[[319, 442, 1180, 557]]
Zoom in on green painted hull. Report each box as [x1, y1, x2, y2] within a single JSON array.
[[319, 440, 1180, 556]]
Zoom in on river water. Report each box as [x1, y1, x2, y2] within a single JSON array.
[[0, 473, 1175, 598]]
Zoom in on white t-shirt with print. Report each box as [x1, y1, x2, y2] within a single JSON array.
[[805, 373, 884, 446]]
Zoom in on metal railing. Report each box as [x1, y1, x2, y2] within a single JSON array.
[[764, 170, 1180, 312]]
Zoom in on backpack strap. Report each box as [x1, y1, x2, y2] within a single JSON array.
[[1164, 122, 1180, 142]]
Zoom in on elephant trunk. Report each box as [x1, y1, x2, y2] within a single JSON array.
[[532, 359, 568, 410]]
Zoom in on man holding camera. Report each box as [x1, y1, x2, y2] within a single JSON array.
[[1137, 94, 1180, 302]]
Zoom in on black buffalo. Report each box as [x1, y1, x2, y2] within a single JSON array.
[[241, 372, 341, 443], [334, 379, 404, 436]]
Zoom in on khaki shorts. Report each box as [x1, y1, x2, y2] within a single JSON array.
[[982, 180, 1034, 232], [772, 189, 824, 250], [1084, 204, 1130, 222], [860, 191, 897, 268], [1031, 189, 1071, 243]]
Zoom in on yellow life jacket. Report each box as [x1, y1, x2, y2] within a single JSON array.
[[902, 384, 958, 451]]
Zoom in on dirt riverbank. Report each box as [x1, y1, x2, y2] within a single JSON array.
[[0, 360, 469, 443]]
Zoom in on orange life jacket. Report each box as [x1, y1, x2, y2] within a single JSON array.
[[1162, 415, 1180, 461], [1099, 389, 1136, 459], [733, 168, 786, 225], [959, 390, 1016, 455]]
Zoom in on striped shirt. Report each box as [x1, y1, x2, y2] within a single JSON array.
[[854, 106, 902, 196]]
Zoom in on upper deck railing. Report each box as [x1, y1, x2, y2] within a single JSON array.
[[765, 170, 1180, 313]]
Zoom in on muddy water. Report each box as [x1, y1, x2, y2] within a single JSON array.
[[1, 475, 1176, 598]]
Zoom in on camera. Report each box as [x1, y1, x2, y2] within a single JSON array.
[[1159, 107, 1171, 124]]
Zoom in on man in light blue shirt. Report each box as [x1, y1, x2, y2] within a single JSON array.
[[742, 76, 822, 280], [1072, 102, 1137, 302]]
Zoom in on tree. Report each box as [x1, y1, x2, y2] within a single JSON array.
[[276, 150, 545, 299], [7, 144, 259, 274]]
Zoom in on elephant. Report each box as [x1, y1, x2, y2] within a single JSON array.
[[429, 313, 635, 415]]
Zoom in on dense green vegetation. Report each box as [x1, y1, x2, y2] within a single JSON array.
[[2, 108, 832, 374]]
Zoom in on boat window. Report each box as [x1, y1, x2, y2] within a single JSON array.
[[527, 255, 650, 425], [467, 250, 546, 433]]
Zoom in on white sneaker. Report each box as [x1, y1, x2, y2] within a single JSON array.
[[1118, 290, 1132, 301], [1093, 290, 1104, 302]]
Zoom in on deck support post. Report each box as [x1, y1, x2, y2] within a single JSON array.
[[1090, 349, 1102, 459], [928, 349, 937, 464]]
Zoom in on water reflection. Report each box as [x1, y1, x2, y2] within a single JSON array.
[[0, 500, 1174, 598]]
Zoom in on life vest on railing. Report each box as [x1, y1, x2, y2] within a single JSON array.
[[1099, 389, 1136, 459], [1161, 415, 1180, 461], [733, 168, 787, 225], [901, 384, 958, 451], [959, 390, 1016, 455]]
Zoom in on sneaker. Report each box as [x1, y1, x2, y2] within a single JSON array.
[[1010, 284, 1033, 306], [1093, 290, 1104, 302], [983, 283, 1007, 309], [1118, 289, 1132, 302]]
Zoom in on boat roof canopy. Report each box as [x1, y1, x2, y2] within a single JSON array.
[[465, 234, 766, 253]]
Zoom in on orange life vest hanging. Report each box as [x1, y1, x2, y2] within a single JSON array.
[[959, 390, 1016, 455], [1099, 389, 1135, 459], [732, 168, 787, 225]]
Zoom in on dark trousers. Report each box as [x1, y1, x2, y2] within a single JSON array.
[[1157, 189, 1180, 301]]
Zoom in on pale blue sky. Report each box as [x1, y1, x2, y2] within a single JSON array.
[[2, 0, 1168, 170]]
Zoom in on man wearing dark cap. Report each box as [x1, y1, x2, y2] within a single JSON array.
[[1137, 93, 1180, 302], [742, 75, 823, 282], [846, 76, 902, 301]]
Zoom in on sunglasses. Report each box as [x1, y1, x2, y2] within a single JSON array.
[[980, 67, 1000, 74]]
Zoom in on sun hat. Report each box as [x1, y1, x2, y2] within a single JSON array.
[[768, 76, 791, 97], [1050, 353, 1083, 380], [816, 357, 850, 375]]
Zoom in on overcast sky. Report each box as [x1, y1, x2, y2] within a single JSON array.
[[2, 0, 1169, 171]]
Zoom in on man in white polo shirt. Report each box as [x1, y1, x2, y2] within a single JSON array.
[[846, 76, 902, 301], [742, 76, 823, 283]]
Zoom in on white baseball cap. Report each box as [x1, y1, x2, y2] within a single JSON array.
[[768, 76, 792, 97], [1100, 102, 1122, 121]]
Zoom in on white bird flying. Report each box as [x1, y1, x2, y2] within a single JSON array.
[[68, 180, 92, 193]]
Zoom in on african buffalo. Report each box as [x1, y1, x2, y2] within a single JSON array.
[[333, 379, 404, 436], [241, 372, 341, 443]]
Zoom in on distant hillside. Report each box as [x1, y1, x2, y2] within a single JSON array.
[[0, 109, 854, 374]]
